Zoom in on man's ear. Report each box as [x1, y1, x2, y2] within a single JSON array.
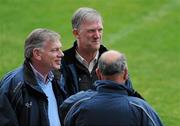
[[96, 68, 102, 80], [32, 48, 42, 61], [72, 29, 79, 39], [123, 68, 128, 80]]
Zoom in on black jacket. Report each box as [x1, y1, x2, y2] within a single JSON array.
[[0, 60, 66, 126]]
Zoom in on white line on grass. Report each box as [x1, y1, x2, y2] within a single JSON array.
[[106, 0, 179, 45]]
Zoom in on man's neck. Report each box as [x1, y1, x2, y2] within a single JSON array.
[[30, 62, 49, 81], [104, 74, 126, 85], [76, 48, 98, 64]]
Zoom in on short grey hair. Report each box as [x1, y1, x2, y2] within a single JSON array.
[[98, 53, 127, 76], [72, 7, 103, 29], [24, 28, 60, 60]]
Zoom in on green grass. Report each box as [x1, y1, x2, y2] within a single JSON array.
[[0, 0, 180, 125]]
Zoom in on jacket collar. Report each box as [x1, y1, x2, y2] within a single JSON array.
[[22, 59, 66, 102], [23, 59, 38, 86], [23, 59, 62, 93], [94, 80, 129, 95]]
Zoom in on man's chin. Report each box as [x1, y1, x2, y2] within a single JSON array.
[[53, 65, 61, 70], [92, 45, 100, 51]]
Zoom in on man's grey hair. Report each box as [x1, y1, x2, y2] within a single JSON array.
[[98, 53, 127, 76], [72, 7, 103, 29], [24, 28, 60, 60]]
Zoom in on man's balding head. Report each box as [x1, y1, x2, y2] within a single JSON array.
[[97, 50, 127, 77]]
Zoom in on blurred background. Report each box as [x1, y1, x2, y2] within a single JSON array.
[[0, 0, 180, 125]]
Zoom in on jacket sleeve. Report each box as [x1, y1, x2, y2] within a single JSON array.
[[0, 90, 19, 126], [141, 104, 164, 126], [63, 98, 86, 126], [125, 75, 145, 100], [60, 90, 94, 123], [130, 99, 164, 126], [60, 61, 77, 96], [125, 75, 133, 89], [63, 99, 82, 126]]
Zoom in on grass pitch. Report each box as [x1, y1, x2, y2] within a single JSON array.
[[0, 0, 180, 125]]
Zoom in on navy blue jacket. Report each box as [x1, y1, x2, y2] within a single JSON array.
[[63, 80, 163, 126], [0, 60, 66, 126], [61, 41, 135, 97]]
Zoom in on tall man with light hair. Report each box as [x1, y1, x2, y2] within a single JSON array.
[[62, 50, 164, 126], [0, 28, 66, 126], [61, 7, 143, 99]]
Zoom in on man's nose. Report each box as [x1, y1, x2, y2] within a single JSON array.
[[58, 49, 64, 57], [94, 30, 100, 38]]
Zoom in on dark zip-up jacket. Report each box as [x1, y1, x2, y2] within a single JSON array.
[[63, 80, 164, 126], [0, 60, 66, 126], [61, 41, 134, 96]]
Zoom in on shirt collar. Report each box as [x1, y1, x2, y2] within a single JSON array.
[[30, 63, 54, 84], [75, 50, 99, 72], [75, 50, 99, 65]]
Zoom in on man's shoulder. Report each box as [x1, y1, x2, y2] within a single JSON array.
[[127, 96, 154, 111], [127, 96, 163, 125], [99, 44, 108, 54], [0, 66, 24, 89], [63, 41, 76, 56], [63, 46, 74, 55], [62, 90, 96, 106], [60, 90, 96, 121], [62, 45, 76, 64]]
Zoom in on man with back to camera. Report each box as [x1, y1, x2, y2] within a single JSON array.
[[0, 28, 66, 126], [61, 7, 143, 99], [63, 50, 164, 126]]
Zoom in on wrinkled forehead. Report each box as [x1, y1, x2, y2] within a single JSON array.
[[79, 19, 103, 30], [42, 39, 62, 49], [86, 13, 102, 21], [82, 13, 102, 25], [42, 34, 60, 45]]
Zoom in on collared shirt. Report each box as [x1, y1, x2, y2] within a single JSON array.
[[75, 50, 99, 73], [30, 63, 61, 126]]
